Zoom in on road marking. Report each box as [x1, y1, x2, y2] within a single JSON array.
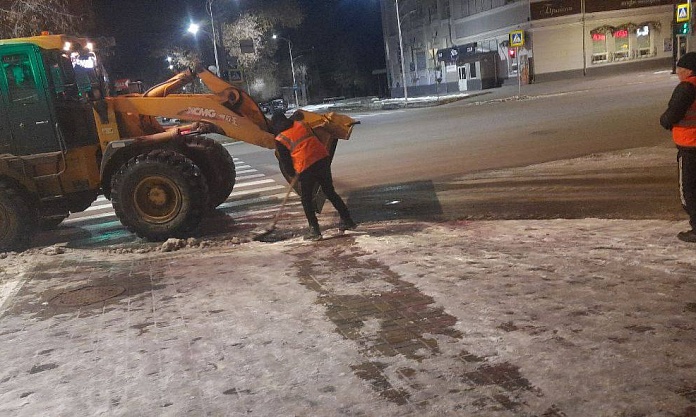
[[64, 211, 117, 224], [227, 184, 286, 198], [0, 272, 31, 315], [236, 173, 265, 181], [233, 178, 275, 188]]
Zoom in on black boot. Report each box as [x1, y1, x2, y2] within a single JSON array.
[[338, 217, 357, 231], [304, 225, 322, 241], [677, 229, 696, 243]]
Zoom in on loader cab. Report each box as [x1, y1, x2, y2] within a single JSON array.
[[0, 44, 58, 155], [0, 39, 104, 156]]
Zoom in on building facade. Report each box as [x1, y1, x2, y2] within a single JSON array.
[[380, 0, 678, 98]]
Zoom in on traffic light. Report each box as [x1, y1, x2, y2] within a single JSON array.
[[509, 48, 516, 59], [675, 22, 691, 35]]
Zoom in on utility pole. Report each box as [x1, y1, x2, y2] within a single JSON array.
[[395, 0, 409, 104], [207, 0, 221, 76]]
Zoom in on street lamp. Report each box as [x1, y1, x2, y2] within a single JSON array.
[[187, 0, 221, 76], [273, 34, 299, 110], [395, 0, 409, 104]]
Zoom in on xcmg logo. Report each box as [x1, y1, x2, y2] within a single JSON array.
[[180, 107, 238, 125], [184, 107, 218, 118]]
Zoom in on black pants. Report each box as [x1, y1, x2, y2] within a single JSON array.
[[678, 148, 696, 230], [298, 157, 351, 231]]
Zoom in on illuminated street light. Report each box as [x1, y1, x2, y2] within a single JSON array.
[[187, 23, 200, 35], [186, 0, 221, 76], [273, 34, 299, 110]]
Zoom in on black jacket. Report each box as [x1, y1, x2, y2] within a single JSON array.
[[276, 141, 295, 177], [661, 79, 696, 130]]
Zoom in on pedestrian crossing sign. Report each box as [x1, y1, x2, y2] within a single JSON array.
[[510, 30, 524, 48], [677, 3, 690, 23]]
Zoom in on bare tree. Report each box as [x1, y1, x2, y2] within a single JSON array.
[[220, 0, 303, 99], [156, 46, 202, 73], [222, 13, 273, 74], [0, 0, 95, 38]]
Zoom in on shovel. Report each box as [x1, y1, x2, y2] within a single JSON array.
[[252, 176, 299, 240]]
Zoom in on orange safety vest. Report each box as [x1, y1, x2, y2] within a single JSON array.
[[673, 77, 696, 148], [275, 121, 329, 174]]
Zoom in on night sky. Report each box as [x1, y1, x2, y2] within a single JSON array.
[[92, 0, 385, 95]]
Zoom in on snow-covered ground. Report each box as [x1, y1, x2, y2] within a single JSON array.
[[0, 145, 695, 416]]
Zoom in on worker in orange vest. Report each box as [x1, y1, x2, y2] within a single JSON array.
[[271, 111, 356, 240], [661, 52, 696, 242]]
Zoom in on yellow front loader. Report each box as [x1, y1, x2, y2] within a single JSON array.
[[0, 34, 357, 251]]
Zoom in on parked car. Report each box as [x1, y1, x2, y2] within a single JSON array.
[[259, 98, 288, 114]]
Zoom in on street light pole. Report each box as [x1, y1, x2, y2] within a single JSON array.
[[395, 0, 408, 104], [273, 35, 300, 110], [207, 0, 221, 76]]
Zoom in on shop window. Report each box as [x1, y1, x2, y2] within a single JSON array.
[[470, 61, 478, 78], [613, 29, 630, 61], [591, 33, 608, 63], [636, 25, 651, 57]]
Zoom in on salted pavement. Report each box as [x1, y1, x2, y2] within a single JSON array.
[[1, 217, 695, 417]]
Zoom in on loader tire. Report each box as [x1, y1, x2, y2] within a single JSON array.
[[110, 149, 208, 241], [0, 181, 36, 252], [183, 135, 236, 209]]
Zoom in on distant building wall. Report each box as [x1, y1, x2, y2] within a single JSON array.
[[380, 0, 675, 98]]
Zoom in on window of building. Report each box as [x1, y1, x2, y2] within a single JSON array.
[[636, 25, 651, 57], [613, 29, 630, 60], [591, 33, 608, 63]]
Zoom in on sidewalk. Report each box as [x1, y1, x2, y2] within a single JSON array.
[[0, 215, 694, 416]]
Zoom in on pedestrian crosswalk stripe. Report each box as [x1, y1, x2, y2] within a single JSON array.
[[216, 192, 292, 208], [236, 173, 265, 181], [64, 212, 117, 224], [228, 184, 285, 198], [233, 178, 275, 188]]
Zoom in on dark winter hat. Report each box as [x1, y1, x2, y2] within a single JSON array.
[[270, 111, 293, 134], [677, 52, 696, 72]]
